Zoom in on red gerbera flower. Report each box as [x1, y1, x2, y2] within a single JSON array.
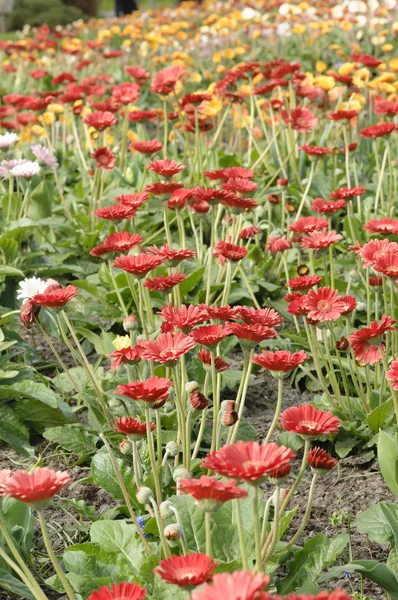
[[327, 109, 358, 121], [0, 467, 70, 507], [349, 315, 396, 365], [108, 344, 142, 370], [115, 192, 149, 209], [160, 304, 207, 332], [359, 239, 398, 268], [310, 198, 346, 214], [139, 332, 195, 366], [340, 295, 357, 315], [222, 166, 255, 180], [90, 232, 142, 256], [239, 226, 261, 239], [286, 275, 322, 290], [281, 106, 317, 132], [145, 181, 184, 197], [144, 272, 186, 292], [221, 195, 257, 212], [190, 324, 231, 348], [375, 99, 398, 116], [299, 144, 333, 157], [221, 178, 258, 195], [352, 53, 383, 68], [234, 306, 284, 328], [266, 235, 292, 254], [202, 441, 295, 483], [191, 187, 236, 206], [360, 123, 396, 139], [114, 416, 155, 437], [113, 254, 163, 278], [228, 322, 276, 348], [214, 240, 247, 263], [330, 186, 366, 200], [150, 66, 185, 95], [115, 376, 173, 404], [280, 404, 341, 437], [87, 582, 146, 600], [202, 304, 236, 321], [179, 475, 247, 509], [197, 348, 230, 372], [300, 229, 343, 251], [146, 244, 196, 266], [287, 295, 309, 316], [130, 140, 163, 155], [154, 553, 217, 589], [290, 216, 329, 234], [373, 251, 398, 278], [252, 349, 309, 375], [308, 447, 337, 471], [191, 571, 270, 600], [128, 109, 159, 123], [83, 111, 117, 131], [363, 218, 398, 235], [111, 82, 140, 105], [32, 285, 78, 309], [147, 158, 185, 178], [92, 147, 116, 170], [125, 66, 151, 82], [386, 358, 398, 390], [305, 287, 347, 323], [95, 204, 137, 221]]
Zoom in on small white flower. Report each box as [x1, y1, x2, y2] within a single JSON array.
[[277, 22, 292, 37], [347, 0, 367, 13], [17, 277, 48, 301], [10, 160, 41, 178], [241, 7, 260, 20], [0, 159, 27, 178], [31, 145, 58, 170], [0, 133, 19, 149]]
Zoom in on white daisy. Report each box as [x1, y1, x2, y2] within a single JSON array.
[[17, 277, 48, 301], [0, 133, 19, 149], [10, 161, 41, 178]]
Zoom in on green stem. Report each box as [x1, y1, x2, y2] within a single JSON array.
[[263, 377, 284, 445], [145, 407, 162, 505], [253, 486, 262, 571], [284, 472, 318, 551], [235, 499, 249, 569], [205, 512, 212, 557]]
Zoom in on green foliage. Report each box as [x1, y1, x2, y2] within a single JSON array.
[[8, 0, 83, 30]]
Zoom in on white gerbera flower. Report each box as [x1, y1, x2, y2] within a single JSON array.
[[0, 133, 19, 148], [31, 145, 58, 170], [10, 160, 41, 178], [17, 277, 48, 301]]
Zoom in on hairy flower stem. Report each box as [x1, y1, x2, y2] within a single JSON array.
[[108, 261, 129, 318], [61, 311, 113, 428], [0, 546, 49, 600], [260, 496, 273, 547], [294, 161, 315, 222], [263, 377, 284, 445], [229, 350, 254, 444], [380, 347, 398, 424], [120, 106, 129, 174], [253, 486, 263, 572], [145, 407, 162, 505], [205, 512, 212, 557], [99, 434, 152, 554], [37, 510, 77, 600], [263, 484, 280, 564], [205, 208, 217, 304], [284, 471, 318, 552], [173, 365, 188, 467], [235, 499, 249, 570], [210, 351, 220, 452], [149, 497, 171, 557], [163, 98, 168, 158]]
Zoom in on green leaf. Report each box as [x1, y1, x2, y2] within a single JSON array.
[[91, 453, 137, 503], [43, 425, 98, 455], [0, 566, 34, 599], [90, 520, 144, 573], [1, 498, 34, 552], [73, 280, 104, 299], [28, 180, 53, 219], [15, 398, 73, 433], [388, 547, 398, 577], [0, 265, 24, 277], [378, 430, 398, 496], [367, 401, 394, 432], [356, 502, 398, 544], [351, 560, 398, 599], [0, 404, 34, 456], [12, 380, 59, 408], [179, 266, 205, 297], [151, 577, 187, 600], [380, 503, 398, 548], [276, 533, 348, 594]]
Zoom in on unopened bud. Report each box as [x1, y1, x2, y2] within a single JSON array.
[[164, 523, 183, 541], [336, 336, 349, 351], [277, 177, 289, 187], [119, 439, 132, 455], [297, 264, 310, 276], [190, 390, 208, 410], [173, 467, 192, 482], [166, 441, 179, 457], [123, 315, 138, 332], [185, 381, 199, 394], [271, 487, 288, 506], [159, 501, 174, 519], [267, 193, 280, 205], [369, 276, 382, 288], [136, 486, 154, 504], [268, 463, 291, 484], [221, 400, 239, 426]]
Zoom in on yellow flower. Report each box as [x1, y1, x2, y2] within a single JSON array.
[[31, 125, 46, 137], [128, 131, 139, 145], [47, 103, 64, 115], [191, 72, 202, 83], [389, 57, 398, 72], [293, 24, 306, 34], [313, 75, 335, 91], [352, 68, 370, 88], [338, 62, 355, 76], [213, 52, 222, 64], [40, 112, 55, 126], [201, 97, 222, 117], [122, 39, 132, 48], [113, 335, 131, 351], [316, 61, 327, 73], [382, 43, 393, 52], [110, 26, 121, 34]]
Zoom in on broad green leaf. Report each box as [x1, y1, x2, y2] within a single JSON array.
[[378, 430, 398, 496], [367, 401, 394, 432], [0, 404, 34, 456], [28, 179, 53, 219], [1, 498, 34, 552], [356, 502, 398, 544], [66, 573, 112, 597], [91, 453, 138, 503], [388, 547, 398, 577], [0, 566, 34, 599], [151, 576, 187, 600], [0, 266, 24, 277], [90, 520, 144, 573], [351, 560, 398, 600], [179, 266, 205, 297], [380, 503, 398, 548], [15, 398, 73, 433], [43, 425, 98, 455], [12, 380, 59, 408]]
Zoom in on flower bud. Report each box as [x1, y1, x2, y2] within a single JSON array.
[[185, 380, 199, 394], [336, 336, 349, 351], [159, 501, 174, 519], [267, 193, 280, 205], [369, 276, 382, 288], [173, 467, 192, 482], [119, 439, 132, 455], [123, 314, 138, 332], [285, 201, 297, 213], [268, 463, 291, 484], [164, 523, 183, 541], [190, 390, 208, 410], [166, 441, 179, 457], [271, 487, 288, 507], [20, 300, 39, 330], [277, 178, 289, 187], [297, 264, 310, 276], [136, 486, 154, 504], [221, 400, 238, 426]]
